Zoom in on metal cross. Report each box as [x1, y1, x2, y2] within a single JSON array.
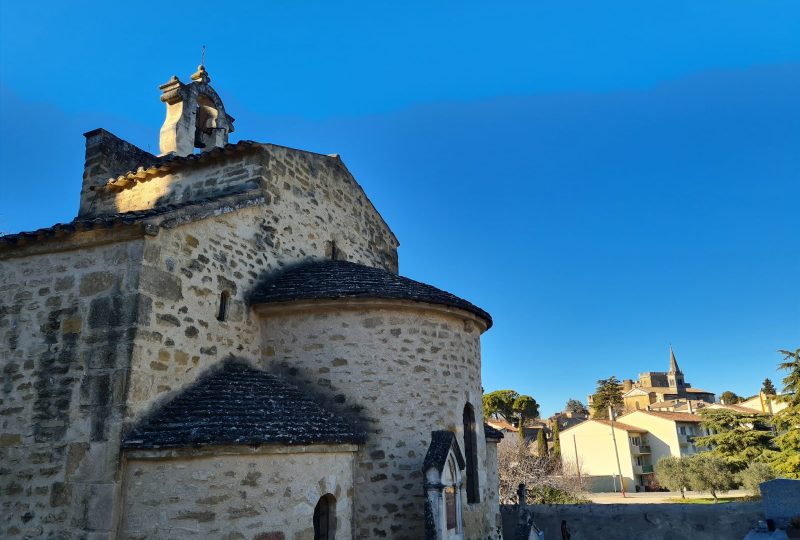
[[201, 45, 206, 67]]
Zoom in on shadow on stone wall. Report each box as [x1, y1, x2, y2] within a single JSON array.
[[501, 502, 764, 540]]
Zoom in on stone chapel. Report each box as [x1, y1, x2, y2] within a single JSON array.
[[0, 65, 503, 539]]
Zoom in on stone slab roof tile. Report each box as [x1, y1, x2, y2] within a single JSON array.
[[422, 430, 465, 473], [122, 360, 365, 449], [248, 259, 492, 328], [483, 423, 504, 440]]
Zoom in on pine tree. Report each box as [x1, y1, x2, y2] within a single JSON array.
[[483, 390, 540, 430], [695, 408, 774, 471], [591, 377, 624, 419], [762, 378, 777, 395], [719, 390, 743, 405], [565, 399, 588, 415], [770, 348, 800, 478]]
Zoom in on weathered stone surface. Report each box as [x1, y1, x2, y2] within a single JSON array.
[[0, 240, 143, 538], [514, 502, 764, 540], [761, 478, 800, 528], [121, 451, 354, 539], [0, 120, 504, 540], [79, 271, 116, 296], [139, 266, 182, 302], [261, 307, 496, 539]]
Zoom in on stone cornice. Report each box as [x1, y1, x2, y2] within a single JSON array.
[[123, 443, 359, 460], [252, 297, 489, 334]]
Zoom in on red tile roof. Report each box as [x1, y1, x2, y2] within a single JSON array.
[[592, 420, 648, 432], [486, 419, 519, 432], [686, 388, 714, 394], [627, 410, 704, 423]]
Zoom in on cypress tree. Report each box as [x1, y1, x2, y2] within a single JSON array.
[[536, 429, 548, 457], [552, 421, 561, 458]]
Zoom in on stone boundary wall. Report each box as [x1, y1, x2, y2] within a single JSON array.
[[502, 502, 764, 540]]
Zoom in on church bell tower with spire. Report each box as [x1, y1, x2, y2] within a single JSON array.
[[667, 345, 686, 390]]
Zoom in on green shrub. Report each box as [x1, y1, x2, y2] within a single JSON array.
[[737, 462, 775, 496], [528, 485, 590, 504]]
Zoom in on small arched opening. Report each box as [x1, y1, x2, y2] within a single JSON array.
[[194, 94, 221, 149], [313, 493, 336, 540], [463, 402, 480, 503], [216, 291, 229, 322]]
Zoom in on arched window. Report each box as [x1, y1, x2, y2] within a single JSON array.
[[463, 402, 480, 503], [194, 94, 220, 149], [313, 493, 336, 540], [217, 291, 229, 322]]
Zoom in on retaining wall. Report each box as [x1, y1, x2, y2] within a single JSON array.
[[503, 502, 763, 540]]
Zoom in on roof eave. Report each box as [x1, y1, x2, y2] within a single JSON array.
[[251, 296, 492, 332]]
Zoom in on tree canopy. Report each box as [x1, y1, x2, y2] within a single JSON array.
[[777, 348, 800, 404], [686, 453, 736, 502], [655, 456, 692, 498], [769, 348, 800, 478], [483, 390, 540, 429], [565, 399, 588, 415], [591, 377, 624, 419], [719, 390, 744, 404], [761, 378, 777, 396], [738, 462, 775, 496], [695, 408, 774, 471]]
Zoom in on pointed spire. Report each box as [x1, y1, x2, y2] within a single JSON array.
[[668, 345, 682, 374]]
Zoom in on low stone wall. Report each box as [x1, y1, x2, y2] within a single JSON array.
[[502, 502, 764, 540]]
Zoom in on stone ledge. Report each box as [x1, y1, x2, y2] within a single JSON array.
[[253, 297, 490, 334], [124, 443, 359, 460]]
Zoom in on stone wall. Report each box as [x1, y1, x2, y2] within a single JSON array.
[[87, 144, 398, 273], [514, 502, 764, 540], [120, 446, 356, 539], [1, 137, 402, 537], [0, 240, 146, 538], [258, 303, 498, 540], [484, 441, 502, 538], [128, 177, 398, 420]]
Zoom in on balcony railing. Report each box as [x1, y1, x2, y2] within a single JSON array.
[[633, 464, 654, 475], [630, 444, 651, 454], [678, 433, 692, 445]]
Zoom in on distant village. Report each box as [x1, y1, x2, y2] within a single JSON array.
[[486, 347, 788, 493]]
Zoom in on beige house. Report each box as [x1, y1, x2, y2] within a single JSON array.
[[559, 419, 651, 492], [738, 392, 789, 415], [561, 410, 709, 492], [0, 66, 502, 539], [620, 411, 708, 460]]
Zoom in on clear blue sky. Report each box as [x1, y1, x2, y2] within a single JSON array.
[[1, 1, 798, 417]]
